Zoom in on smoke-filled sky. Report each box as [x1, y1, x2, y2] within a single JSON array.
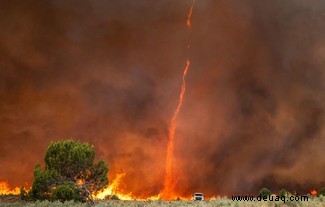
[[0, 0, 324, 196]]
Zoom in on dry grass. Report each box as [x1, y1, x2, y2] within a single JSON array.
[[0, 196, 324, 207]]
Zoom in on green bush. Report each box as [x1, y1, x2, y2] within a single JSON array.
[[278, 188, 289, 197], [259, 187, 272, 197], [29, 165, 60, 200], [51, 182, 81, 202], [28, 139, 109, 202]]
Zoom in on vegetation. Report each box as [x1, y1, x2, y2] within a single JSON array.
[[278, 188, 290, 198], [26, 140, 108, 203], [259, 187, 272, 197], [104, 194, 120, 200], [0, 197, 324, 207], [318, 187, 325, 197], [19, 187, 27, 200], [51, 181, 82, 202]]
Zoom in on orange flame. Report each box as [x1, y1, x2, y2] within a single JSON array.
[[161, 0, 195, 200], [0, 181, 20, 195], [94, 173, 134, 200], [93, 173, 163, 200], [310, 189, 317, 196], [186, 0, 195, 28], [161, 59, 190, 200], [76, 179, 85, 186]]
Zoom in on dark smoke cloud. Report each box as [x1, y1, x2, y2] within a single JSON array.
[[0, 0, 324, 196]]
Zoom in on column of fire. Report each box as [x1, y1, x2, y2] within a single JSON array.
[[161, 0, 195, 200]]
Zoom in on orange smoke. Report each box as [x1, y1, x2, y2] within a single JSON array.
[[0, 181, 20, 195]]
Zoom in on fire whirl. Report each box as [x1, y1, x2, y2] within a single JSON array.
[[160, 59, 190, 200], [161, 0, 195, 200], [187, 0, 195, 28]]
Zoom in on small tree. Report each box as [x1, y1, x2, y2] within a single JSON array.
[[259, 188, 272, 197], [278, 189, 290, 197], [28, 140, 108, 203]]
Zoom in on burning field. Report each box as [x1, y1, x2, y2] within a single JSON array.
[[0, 196, 324, 207], [0, 0, 324, 205]]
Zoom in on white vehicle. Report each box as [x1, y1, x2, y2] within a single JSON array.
[[193, 192, 204, 201]]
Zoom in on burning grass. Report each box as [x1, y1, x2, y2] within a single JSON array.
[[0, 182, 20, 195], [0, 196, 324, 207]]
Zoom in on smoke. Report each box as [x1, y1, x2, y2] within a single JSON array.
[[0, 0, 324, 196]]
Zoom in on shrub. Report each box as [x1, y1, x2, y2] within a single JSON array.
[[104, 194, 120, 200], [51, 181, 81, 202], [278, 188, 289, 197], [28, 165, 60, 200], [259, 187, 272, 197], [110, 195, 120, 200], [318, 187, 325, 196], [29, 140, 109, 202]]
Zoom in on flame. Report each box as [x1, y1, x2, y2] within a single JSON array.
[[94, 173, 134, 200], [310, 189, 317, 196], [186, 0, 195, 28], [93, 172, 197, 201], [0, 181, 20, 195], [160, 0, 195, 200], [160, 59, 190, 200], [94, 173, 164, 200], [76, 179, 85, 185]]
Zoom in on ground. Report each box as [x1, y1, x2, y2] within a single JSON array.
[[0, 195, 324, 207]]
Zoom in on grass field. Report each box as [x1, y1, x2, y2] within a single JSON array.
[[0, 196, 324, 207]]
